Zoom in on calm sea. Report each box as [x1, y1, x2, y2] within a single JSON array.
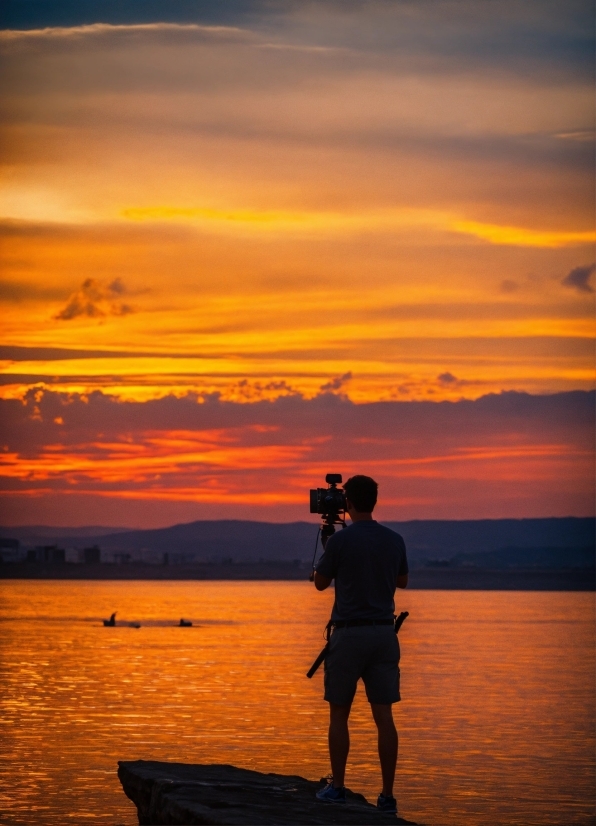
[[0, 581, 593, 826]]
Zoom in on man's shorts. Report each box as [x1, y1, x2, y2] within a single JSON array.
[[323, 624, 401, 706]]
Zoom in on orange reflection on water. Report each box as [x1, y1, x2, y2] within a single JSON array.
[[0, 582, 594, 826]]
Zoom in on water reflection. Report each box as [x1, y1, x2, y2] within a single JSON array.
[[0, 582, 593, 826]]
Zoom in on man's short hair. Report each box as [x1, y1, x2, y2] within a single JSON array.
[[344, 475, 378, 512]]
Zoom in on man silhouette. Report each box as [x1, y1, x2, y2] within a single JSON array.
[[313, 475, 409, 818]]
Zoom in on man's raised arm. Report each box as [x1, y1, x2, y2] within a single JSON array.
[[397, 574, 408, 589]]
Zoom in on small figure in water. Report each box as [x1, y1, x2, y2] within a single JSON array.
[[103, 612, 116, 627], [179, 618, 192, 627]]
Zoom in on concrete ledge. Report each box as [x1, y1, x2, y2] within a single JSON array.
[[117, 760, 414, 825]]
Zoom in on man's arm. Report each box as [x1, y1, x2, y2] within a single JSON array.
[[397, 574, 408, 589], [314, 571, 332, 591]]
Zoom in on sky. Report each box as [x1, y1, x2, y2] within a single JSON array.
[[0, 1, 594, 527]]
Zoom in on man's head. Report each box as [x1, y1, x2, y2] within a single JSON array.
[[343, 475, 378, 514]]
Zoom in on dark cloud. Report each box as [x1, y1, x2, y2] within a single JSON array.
[[0, 388, 592, 522], [0, 346, 135, 362], [0, 374, 128, 385], [437, 372, 458, 384], [0, 345, 225, 363], [54, 277, 134, 320], [561, 262, 595, 294], [2, 386, 593, 454], [0, 336, 593, 365], [320, 371, 352, 393]]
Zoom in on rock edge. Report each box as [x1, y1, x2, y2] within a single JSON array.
[[117, 760, 407, 825]]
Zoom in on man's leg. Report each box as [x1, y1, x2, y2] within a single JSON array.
[[370, 703, 398, 797], [328, 702, 351, 787]]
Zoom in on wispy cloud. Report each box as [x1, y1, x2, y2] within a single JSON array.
[[0, 22, 251, 43], [320, 372, 352, 394], [450, 220, 595, 249], [121, 206, 596, 248]]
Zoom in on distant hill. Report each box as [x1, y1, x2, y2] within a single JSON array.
[[384, 518, 595, 563], [58, 521, 316, 564], [2, 517, 594, 568], [2, 525, 134, 540]]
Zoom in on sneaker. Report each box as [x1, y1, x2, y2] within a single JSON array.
[[377, 792, 398, 814], [316, 780, 346, 804]]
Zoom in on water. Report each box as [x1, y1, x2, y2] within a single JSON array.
[[0, 581, 594, 826]]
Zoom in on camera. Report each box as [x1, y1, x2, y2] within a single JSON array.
[[310, 473, 347, 521], [308, 474, 346, 579]]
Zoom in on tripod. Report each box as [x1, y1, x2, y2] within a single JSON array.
[[309, 510, 345, 581]]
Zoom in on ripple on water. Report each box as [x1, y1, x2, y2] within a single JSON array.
[[0, 581, 594, 826]]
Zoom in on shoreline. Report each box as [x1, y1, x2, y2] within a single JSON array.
[[1, 562, 593, 590]]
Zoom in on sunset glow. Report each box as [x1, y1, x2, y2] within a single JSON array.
[[1, 2, 594, 526]]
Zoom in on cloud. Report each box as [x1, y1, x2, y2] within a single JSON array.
[[2, 16, 592, 140], [0, 345, 141, 361], [1, 3, 592, 82], [0, 5, 593, 426], [0, 22, 252, 48], [437, 372, 458, 385], [0, 345, 210, 362], [121, 206, 596, 248], [3, 386, 592, 454], [449, 220, 595, 249], [320, 372, 352, 393], [1, 13, 592, 249], [54, 278, 134, 320], [0, 388, 593, 526], [561, 262, 595, 294], [554, 130, 595, 142]]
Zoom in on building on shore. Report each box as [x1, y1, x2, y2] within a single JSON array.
[[77, 546, 101, 564], [27, 545, 66, 564], [0, 538, 21, 563]]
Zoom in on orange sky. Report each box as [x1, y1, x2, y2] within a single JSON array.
[[0, 5, 594, 526]]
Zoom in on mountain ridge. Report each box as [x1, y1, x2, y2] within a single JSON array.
[[3, 517, 594, 567]]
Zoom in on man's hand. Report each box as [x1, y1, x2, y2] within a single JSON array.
[[320, 524, 335, 549], [314, 571, 333, 591]]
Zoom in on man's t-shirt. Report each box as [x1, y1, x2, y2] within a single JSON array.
[[315, 520, 409, 622]]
